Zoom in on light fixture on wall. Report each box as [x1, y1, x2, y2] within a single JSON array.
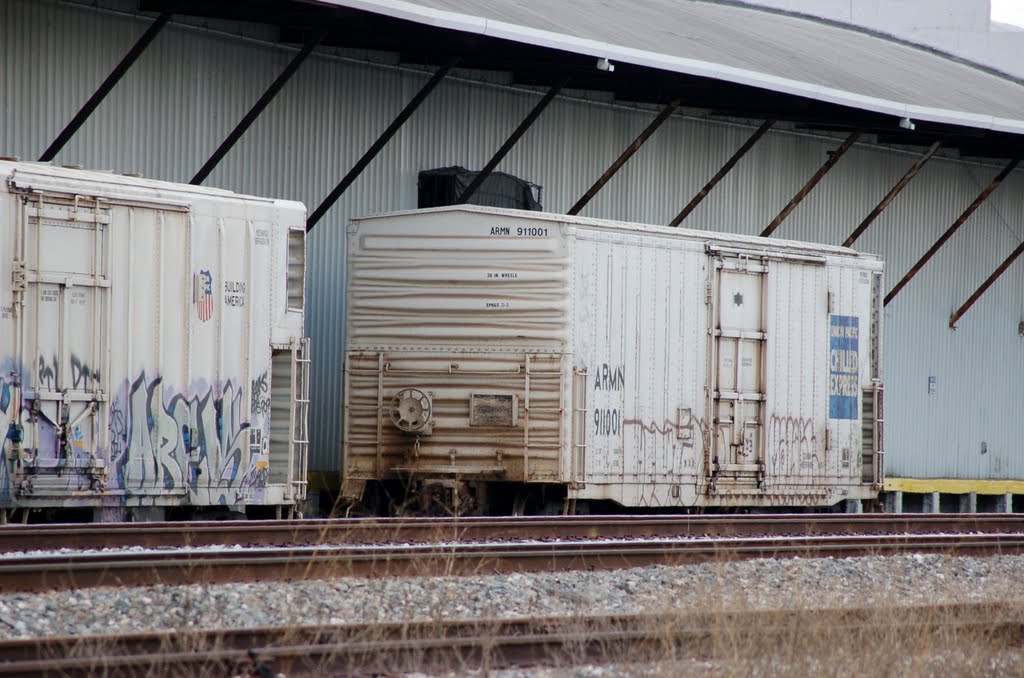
[[596, 57, 615, 72], [899, 117, 916, 131]]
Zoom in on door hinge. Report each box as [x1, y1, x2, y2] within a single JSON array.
[[11, 260, 26, 294]]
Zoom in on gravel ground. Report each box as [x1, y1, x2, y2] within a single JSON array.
[[3, 553, 1023, 675], [1, 553, 1023, 637]]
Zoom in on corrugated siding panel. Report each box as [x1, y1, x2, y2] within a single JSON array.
[[347, 211, 571, 346], [2, 1, 1022, 478]]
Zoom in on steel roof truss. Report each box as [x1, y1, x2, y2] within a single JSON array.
[[456, 76, 570, 205], [669, 119, 775, 227], [306, 60, 457, 232], [39, 9, 177, 162], [884, 157, 1020, 306], [761, 129, 862, 238], [843, 141, 942, 248], [191, 23, 331, 185], [949, 238, 1024, 328], [568, 99, 681, 216]]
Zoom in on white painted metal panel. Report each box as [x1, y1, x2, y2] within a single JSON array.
[[345, 206, 883, 507], [0, 161, 307, 512]]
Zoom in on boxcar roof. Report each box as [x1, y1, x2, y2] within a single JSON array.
[[351, 205, 879, 260]]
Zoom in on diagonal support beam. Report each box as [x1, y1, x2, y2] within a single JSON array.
[[760, 129, 862, 238], [191, 24, 331, 185], [568, 99, 681, 216], [669, 119, 774, 227], [39, 10, 176, 162], [949, 237, 1024, 328], [456, 76, 569, 205], [843, 141, 942, 247], [885, 157, 1020, 306], [307, 61, 457, 232]]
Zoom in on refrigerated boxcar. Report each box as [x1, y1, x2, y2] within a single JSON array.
[[344, 206, 883, 513], [0, 161, 309, 521]]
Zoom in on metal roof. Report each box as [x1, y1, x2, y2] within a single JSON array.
[[312, 0, 1024, 135]]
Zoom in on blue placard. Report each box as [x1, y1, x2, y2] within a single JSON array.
[[829, 315, 859, 419]]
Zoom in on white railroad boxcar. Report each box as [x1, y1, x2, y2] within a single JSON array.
[[344, 206, 883, 512], [0, 161, 309, 521]]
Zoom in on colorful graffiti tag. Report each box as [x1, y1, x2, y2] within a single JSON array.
[[110, 373, 267, 504], [0, 354, 271, 508]]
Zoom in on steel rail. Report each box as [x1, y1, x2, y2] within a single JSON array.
[[1, 603, 1020, 677], [3, 514, 1024, 552], [2, 532, 1023, 592]]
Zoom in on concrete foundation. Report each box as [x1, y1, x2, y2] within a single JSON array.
[[958, 492, 977, 513]]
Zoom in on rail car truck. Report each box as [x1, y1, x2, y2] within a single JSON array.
[[343, 206, 883, 514], [0, 161, 309, 521]]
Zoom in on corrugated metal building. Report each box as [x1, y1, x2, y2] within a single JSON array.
[[2, 0, 1022, 498]]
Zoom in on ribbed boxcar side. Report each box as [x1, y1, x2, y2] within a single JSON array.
[[571, 224, 883, 508], [344, 210, 572, 501], [0, 162, 308, 520]]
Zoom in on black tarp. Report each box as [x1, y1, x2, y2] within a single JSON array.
[[418, 166, 542, 210]]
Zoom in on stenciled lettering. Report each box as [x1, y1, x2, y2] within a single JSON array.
[[593, 363, 625, 391]]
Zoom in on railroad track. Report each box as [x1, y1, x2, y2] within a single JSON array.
[[3, 513, 1024, 551], [3, 531, 1024, 592], [1, 603, 1020, 677]]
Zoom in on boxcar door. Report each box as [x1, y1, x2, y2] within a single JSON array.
[[17, 193, 110, 497], [708, 254, 766, 491]]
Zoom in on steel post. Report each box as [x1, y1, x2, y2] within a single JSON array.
[[39, 10, 176, 162], [456, 76, 569, 205], [306, 61, 457, 232], [191, 25, 331, 185], [885, 157, 1019, 306], [669, 120, 774, 227], [843, 141, 942, 247], [568, 100, 681, 216], [761, 129, 862, 238]]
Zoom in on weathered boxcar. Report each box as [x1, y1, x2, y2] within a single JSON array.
[[0, 161, 309, 521], [344, 206, 883, 513]]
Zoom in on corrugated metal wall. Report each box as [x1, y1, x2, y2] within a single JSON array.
[[3, 0, 1022, 480]]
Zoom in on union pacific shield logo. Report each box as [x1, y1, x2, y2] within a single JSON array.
[[194, 270, 213, 322]]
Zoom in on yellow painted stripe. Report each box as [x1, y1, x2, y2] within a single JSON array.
[[885, 478, 1024, 495]]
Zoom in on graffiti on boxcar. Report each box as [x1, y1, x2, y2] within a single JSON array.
[[70, 355, 101, 390], [37, 355, 57, 391], [250, 372, 270, 418], [0, 378, 13, 504], [0, 360, 27, 506], [623, 416, 707, 449], [624, 416, 707, 475], [110, 373, 267, 504], [766, 415, 818, 476]]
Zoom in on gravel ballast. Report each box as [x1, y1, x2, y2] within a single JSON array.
[[1, 553, 1023, 639]]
